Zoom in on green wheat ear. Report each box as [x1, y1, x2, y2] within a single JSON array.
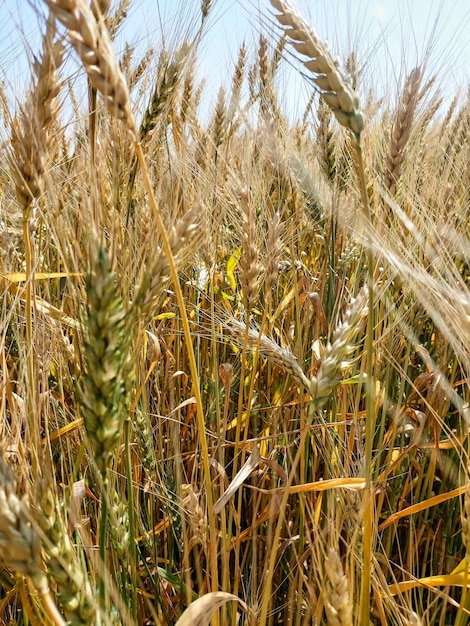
[[78, 243, 132, 474]]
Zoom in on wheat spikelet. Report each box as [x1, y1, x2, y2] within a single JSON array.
[[309, 286, 369, 405], [239, 189, 262, 311], [270, 0, 363, 136], [135, 209, 198, 319], [37, 484, 96, 624], [225, 318, 310, 389], [44, 0, 136, 136], [384, 66, 423, 194], [10, 17, 63, 216], [264, 211, 284, 299], [78, 243, 132, 474], [227, 42, 247, 123], [0, 451, 48, 594], [108, 0, 132, 37], [201, 0, 213, 21], [140, 42, 191, 141], [211, 87, 227, 151], [316, 98, 336, 184], [324, 548, 353, 626]]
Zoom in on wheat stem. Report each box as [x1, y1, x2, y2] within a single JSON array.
[[134, 140, 219, 595]]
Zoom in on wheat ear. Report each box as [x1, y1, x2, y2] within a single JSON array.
[[324, 548, 353, 626], [79, 242, 131, 475], [225, 318, 310, 390], [140, 42, 191, 141], [44, 0, 136, 136], [135, 208, 199, 321], [384, 66, 423, 194], [309, 286, 369, 406], [0, 453, 66, 625], [9, 16, 64, 475], [38, 484, 96, 624], [10, 17, 63, 216], [270, 0, 363, 137], [239, 189, 262, 311]]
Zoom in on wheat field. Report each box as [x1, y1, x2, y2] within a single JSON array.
[[0, 0, 469, 624]]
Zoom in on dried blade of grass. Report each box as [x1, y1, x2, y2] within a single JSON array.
[[270, 0, 363, 137], [214, 446, 261, 514], [175, 591, 254, 626]]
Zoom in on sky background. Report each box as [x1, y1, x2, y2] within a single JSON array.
[[1, 0, 469, 120]]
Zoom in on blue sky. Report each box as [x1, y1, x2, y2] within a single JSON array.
[[1, 0, 469, 117]]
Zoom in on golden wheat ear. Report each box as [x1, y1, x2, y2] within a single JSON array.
[[270, 0, 363, 137], [44, 0, 137, 137]]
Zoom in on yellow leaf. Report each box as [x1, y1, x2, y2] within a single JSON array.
[[226, 247, 241, 291]]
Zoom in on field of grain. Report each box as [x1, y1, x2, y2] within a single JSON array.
[[0, 0, 469, 624]]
